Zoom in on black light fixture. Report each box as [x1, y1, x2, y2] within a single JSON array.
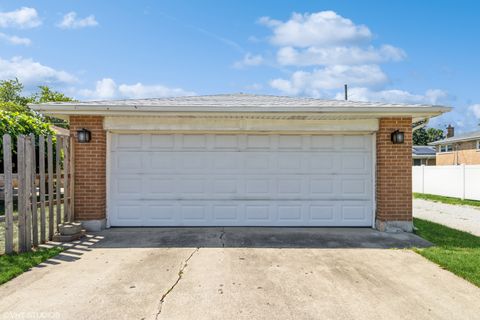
[[391, 130, 405, 144], [77, 128, 91, 143]]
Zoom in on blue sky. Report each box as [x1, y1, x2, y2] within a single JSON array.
[[1, 1, 479, 132]]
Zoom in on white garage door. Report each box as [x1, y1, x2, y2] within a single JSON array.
[[108, 133, 374, 227]]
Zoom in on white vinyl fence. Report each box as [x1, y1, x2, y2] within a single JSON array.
[[413, 165, 480, 200]]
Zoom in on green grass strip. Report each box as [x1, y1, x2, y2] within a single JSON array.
[[413, 193, 480, 207], [0, 247, 63, 285], [414, 218, 480, 287]]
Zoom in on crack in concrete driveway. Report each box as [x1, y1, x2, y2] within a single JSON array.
[[219, 228, 226, 248], [154, 247, 199, 319]]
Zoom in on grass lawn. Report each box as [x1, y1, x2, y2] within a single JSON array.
[[0, 246, 63, 285], [0, 205, 64, 254], [414, 218, 480, 287], [413, 193, 480, 208]]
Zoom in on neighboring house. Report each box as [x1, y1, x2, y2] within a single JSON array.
[[430, 126, 480, 165], [31, 94, 449, 232], [412, 146, 436, 166]]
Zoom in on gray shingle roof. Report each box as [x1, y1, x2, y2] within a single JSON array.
[[430, 130, 480, 145], [39, 93, 444, 108]]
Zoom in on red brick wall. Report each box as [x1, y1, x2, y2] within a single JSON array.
[[376, 118, 413, 223], [69, 116, 106, 221]]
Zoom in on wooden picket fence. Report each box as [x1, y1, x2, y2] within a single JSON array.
[[1, 133, 74, 254]]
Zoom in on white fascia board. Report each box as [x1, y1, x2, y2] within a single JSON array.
[[104, 117, 379, 133], [29, 104, 450, 119]]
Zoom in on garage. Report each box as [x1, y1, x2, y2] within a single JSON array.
[[32, 94, 449, 232], [108, 132, 374, 227]]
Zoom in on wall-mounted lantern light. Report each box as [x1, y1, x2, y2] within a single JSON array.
[[77, 128, 91, 143], [391, 130, 405, 144]]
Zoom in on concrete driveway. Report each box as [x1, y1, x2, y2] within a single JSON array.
[[1, 228, 479, 320], [414, 198, 480, 236]]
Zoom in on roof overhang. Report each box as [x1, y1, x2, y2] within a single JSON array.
[[412, 154, 436, 159], [430, 136, 480, 145], [30, 103, 451, 123]]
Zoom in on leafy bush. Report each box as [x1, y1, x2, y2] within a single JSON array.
[[0, 111, 56, 172], [0, 111, 53, 137]]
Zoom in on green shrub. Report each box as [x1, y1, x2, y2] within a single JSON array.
[[0, 111, 56, 172]]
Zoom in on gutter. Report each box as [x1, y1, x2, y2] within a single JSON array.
[[430, 136, 480, 145], [29, 104, 451, 119]]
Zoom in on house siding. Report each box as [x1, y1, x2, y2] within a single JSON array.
[[69, 116, 106, 223], [376, 117, 413, 231], [436, 140, 480, 165]]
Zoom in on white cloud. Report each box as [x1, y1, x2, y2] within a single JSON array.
[[78, 78, 117, 99], [277, 45, 406, 66], [334, 87, 449, 105], [233, 53, 264, 68], [0, 56, 77, 86], [270, 65, 388, 96], [0, 32, 31, 45], [469, 104, 480, 119], [118, 83, 194, 98], [57, 12, 98, 29], [78, 78, 194, 100], [0, 7, 41, 29], [246, 10, 413, 99], [259, 11, 372, 47]]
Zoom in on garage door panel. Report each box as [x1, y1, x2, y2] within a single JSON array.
[[181, 135, 207, 149], [310, 135, 335, 149], [115, 152, 143, 170], [109, 133, 374, 226], [246, 135, 271, 149], [109, 200, 372, 226], [341, 203, 370, 221], [150, 134, 175, 149], [114, 134, 143, 149], [111, 174, 371, 201], [213, 206, 238, 221], [213, 135, 240, 149], [341, 135, 370, 150], [277, 135, 304, 150]]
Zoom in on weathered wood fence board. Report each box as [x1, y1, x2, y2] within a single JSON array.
[[47, 136, 54, 241], [55, 136, 62, 232], [24, 136, 32, 249], [1, 133, 73, 254], [3, 135, 13, 254], [39, 135, 46, 244], [17, 136, 27, 252], [30, 134, 38, 247]]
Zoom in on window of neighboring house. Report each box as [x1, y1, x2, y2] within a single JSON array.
[[413, 159, 421, 166], [439, 144, 453, 153]]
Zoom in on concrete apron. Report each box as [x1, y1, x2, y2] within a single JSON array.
[[0, 228, 479, 320]]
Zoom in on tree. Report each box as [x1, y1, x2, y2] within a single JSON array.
[[413, 127, 444, 145], [31, 86, 75, 128], [0, 78, 75, 128], [0, 78, 30, 106], [0, 78, 31, 114], [33, 86, 74, 104]]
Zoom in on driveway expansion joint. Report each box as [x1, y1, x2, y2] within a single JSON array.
[[154, 247, 199, 319]]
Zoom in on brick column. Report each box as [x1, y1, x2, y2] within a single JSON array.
[[376, 117, 413, 232], [69, 116, 106, 231]]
